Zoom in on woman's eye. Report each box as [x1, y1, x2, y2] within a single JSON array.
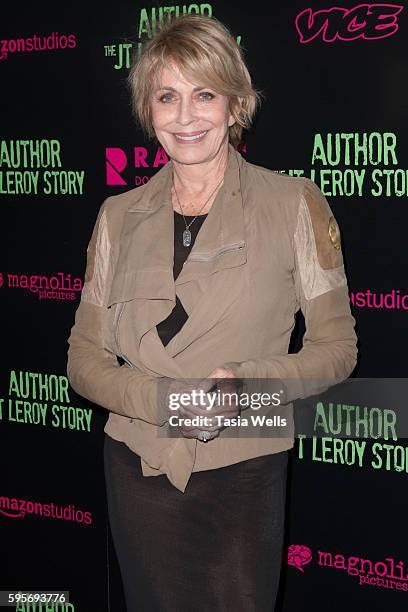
[[157, 91, 215, 103], [159, 93, 173, 103], [199, 91, 215, 100]]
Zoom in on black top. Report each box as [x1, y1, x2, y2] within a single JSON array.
[[156, 211, 208, 347]]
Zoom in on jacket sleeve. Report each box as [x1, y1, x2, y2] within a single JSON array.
[[66, 198, 168, 425], [222, 177, 358, 402]]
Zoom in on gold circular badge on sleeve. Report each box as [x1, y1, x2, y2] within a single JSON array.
[[328, 216, 341, 250]]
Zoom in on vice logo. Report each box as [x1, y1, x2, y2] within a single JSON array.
[[295, 4, 403, 43]]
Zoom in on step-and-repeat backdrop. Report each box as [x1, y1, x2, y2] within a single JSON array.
[[2, 2, 407, 611]]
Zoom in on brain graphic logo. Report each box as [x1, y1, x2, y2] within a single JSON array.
[[287, 544, 313, 572]]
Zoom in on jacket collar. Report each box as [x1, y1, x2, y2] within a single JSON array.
[[108, 142, 248, 377], [126, 142, 246, 269]]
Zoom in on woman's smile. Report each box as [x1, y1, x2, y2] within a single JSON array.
[[173, 130, 209, 143]]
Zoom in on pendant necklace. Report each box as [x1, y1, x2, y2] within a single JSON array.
[[172, 172, 224, 247]]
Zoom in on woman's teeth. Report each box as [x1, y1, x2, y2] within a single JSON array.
[[174, 131, 208, 141]]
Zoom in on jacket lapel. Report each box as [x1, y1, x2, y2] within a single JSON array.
[[107, 142, 248, 377]]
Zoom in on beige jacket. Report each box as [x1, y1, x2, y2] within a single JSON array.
[[67, 143, 358, 492]]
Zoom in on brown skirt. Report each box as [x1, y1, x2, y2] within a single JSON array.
[[104, 433, 288, 612]]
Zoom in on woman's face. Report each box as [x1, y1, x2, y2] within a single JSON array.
[[150, 62, 235, 165]]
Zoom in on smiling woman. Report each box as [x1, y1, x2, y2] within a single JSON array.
[[67, 12, 357, 612], [126, 13, 264, 217], [150, 77, 233, 150], [127, 16, 263, 150], [148, 59, 236, 206]]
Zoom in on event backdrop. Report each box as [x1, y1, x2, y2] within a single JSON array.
[[1, 1, 407, 611]]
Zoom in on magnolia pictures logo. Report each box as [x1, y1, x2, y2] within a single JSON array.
[[287, 543, 408, 592], [0, 271, 83, 301], [288, 544, 313, 572]]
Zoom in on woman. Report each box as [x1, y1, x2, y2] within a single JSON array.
[[67, 14, 358, 611]]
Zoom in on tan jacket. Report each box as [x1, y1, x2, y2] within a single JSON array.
[[67, 143, 358, 492]]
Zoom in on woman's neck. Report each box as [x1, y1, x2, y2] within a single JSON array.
[[171, 144, 228, 215]]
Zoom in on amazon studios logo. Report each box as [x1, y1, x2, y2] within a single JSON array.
[[287, 543, 408, 592], [0, 32, 77, 61]]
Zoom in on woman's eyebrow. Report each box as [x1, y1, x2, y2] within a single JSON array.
[[154, 86, 207, 92]]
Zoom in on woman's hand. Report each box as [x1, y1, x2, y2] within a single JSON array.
[[165, 366, 241, 442], [203, 366, 241, 436], [163, 376, 219, 440]]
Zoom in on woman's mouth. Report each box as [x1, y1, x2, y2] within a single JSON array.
[[173, 130, 208, 143]]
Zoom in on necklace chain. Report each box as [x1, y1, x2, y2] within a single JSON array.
[[172, 171, 224, 233]]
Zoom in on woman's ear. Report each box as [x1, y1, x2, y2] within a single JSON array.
[[228, 113, 236, 128]]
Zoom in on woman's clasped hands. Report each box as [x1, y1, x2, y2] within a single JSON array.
[[162, 367, 242, 442]]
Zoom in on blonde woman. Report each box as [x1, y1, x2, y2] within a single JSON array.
[[67, 14, 357, 611]]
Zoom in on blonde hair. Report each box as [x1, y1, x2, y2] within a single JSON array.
[[127, 14, 265, 148]]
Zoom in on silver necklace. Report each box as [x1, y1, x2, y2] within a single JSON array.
[[172, 173, 224, 246]]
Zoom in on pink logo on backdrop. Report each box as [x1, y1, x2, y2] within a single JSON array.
[[106, 146, 168, 186], [106, 144, 247, 186], [350, 289, 408, 310], [295, 4, 404, 43], [0, 494, 92, 526], [288, 544, 313, 572], [1, 271, 83, 301], [0, 33, 77, 60], [287, 543, 408, 592]]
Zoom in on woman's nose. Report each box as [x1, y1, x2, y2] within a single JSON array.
[[176, 96, 196, 123]]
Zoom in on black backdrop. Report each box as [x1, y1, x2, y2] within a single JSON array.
[[2, 2, 408, 611]]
